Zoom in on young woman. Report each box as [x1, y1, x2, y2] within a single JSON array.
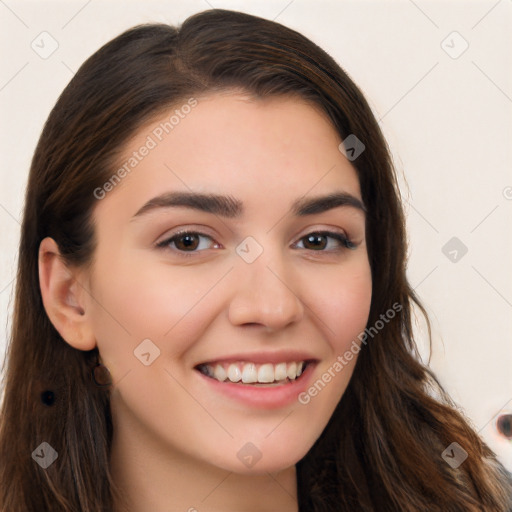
[[0, 8, 510, 512]]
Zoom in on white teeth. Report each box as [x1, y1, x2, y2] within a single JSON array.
[[241, 363, 258, 383], [287, 362, 297, 380], [257, 363, 275, 383], [200, 360, 308, 384], [227, 364, 242, 382], [274, 362, 287, 381], [214, 364, 227, 382]]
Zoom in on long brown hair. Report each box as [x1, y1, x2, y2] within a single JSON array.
[[0, 9, 510, 511]]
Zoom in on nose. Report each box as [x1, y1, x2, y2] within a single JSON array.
[[228, 252, 304, 331]]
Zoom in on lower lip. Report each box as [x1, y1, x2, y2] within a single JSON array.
[[195, 363, 316, 410]]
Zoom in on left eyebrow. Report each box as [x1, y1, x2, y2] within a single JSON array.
[[292, 192, 366, 216], [130, 190, 366, 221]]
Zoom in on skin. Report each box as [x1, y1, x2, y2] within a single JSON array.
[[39, 91, 372, 512]]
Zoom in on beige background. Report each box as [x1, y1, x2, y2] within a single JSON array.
[[1, 0, 511, 469]]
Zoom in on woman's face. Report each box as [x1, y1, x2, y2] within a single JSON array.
[[85, 91, 372, 473]]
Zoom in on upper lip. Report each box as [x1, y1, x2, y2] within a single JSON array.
[[195, 350, 319, 367]]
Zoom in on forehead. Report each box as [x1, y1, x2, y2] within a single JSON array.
[[94, 92, 362, 221]]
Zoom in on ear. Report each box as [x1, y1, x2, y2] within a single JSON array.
[[38, 237, 96, 351]]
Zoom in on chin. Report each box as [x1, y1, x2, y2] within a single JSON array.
[[206, 436, 315, 475]]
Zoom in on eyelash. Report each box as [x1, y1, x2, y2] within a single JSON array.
[[156, 229, 357, 257]]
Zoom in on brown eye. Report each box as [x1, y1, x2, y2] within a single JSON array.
[[157, 231, 217, 253], [295, 231, 355, 251], [303, 234, 328, 250], [174, 233, 200, 251]]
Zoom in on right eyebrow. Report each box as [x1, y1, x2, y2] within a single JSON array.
[[131, 191, 243, 220]]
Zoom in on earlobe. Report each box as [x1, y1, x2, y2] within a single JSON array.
[[38, 237, 96, 351]]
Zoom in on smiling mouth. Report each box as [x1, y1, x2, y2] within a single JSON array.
[[195, 360, 312, 386]]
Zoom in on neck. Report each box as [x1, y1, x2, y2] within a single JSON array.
[[109, 412, 299, 512]]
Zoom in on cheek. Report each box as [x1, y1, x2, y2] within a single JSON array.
[[291, 262, 371, 443], [302, 260, 371, 375], [307, 259, 373, 349], [86, 250, 230, 366]]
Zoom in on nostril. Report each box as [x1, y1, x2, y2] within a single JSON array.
[[496, 413, 512, 440]]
